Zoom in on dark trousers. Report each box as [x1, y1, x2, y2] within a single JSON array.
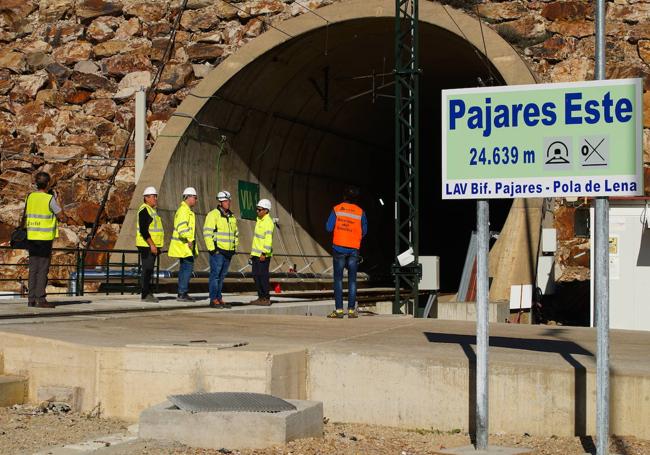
[[251, 256, 270, 298], [28, 254, 51, 301], [333, 250, 359, 310], [139, 248, 157, 298]]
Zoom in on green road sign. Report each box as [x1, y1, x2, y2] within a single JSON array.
[[238, 180, 260, 220], [442, 79, 643, 199]]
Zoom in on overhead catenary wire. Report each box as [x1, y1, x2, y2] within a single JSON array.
[[441, 4, 499, 86], [0, 151, 135, 163], [84, 0, 190, 251], [474, 3, 498, 86], [216, 0, 330, 56]]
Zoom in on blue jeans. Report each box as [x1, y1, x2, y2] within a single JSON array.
[[178, 256, 194, 295], [333, 250, 358, 310], [209, 252, 231, 301]]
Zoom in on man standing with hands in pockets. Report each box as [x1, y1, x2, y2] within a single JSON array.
[[204, 190, 238, 308], [250, 198, 274, 306], [136, 186, 164, 302], [169, 187, 198, 301]]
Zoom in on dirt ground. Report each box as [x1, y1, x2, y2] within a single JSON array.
[[0, 405, 128, 454], [2, 406, 649, 455]]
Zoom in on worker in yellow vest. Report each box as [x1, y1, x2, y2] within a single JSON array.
[[250, 198, 274, 306], [203, 190, 238, 309], [168, 187, 198, 301], [135, 186, 165, 303], [24, 172, 67, 308]]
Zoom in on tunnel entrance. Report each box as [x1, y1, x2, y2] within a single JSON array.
[[193, 18, 513, 291], [119, 0, 538, 296]]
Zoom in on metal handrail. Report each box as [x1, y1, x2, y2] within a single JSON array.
[[0, 246, 157, 299], [0, 245, 335, 299]]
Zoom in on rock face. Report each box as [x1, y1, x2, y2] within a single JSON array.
[[0, 0, 649, 294]]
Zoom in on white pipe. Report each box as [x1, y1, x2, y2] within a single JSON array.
[[135, 89, 147, 183]]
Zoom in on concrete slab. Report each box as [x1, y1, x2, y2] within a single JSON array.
[[0, 375, 27, 406], [434, 446, 532, 454], [139, 399, 323, 449], [1, 311, 650, 439], [434, 301, 510, 323], [33, 434, 138, 455], [0, 293, 334, 321]]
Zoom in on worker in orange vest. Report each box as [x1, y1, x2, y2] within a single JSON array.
[[325, 186, 367, 319]]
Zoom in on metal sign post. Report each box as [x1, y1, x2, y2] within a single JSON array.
[[476, 199, 489, 450], [442, 75, 642, 451], [594, 1, 609, 454]]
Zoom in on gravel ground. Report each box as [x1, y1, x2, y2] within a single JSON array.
[[101, 422, 650, 455], [0, 406, 128, 455], [2, 407, 648, 455]]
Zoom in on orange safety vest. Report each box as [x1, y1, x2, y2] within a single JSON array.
[[332, 202, 363, 249]]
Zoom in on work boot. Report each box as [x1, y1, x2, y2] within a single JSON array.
[[347, 308, 359, 319], [209, 299, 224, 308], [142, 294, 159, 303], [28, 300, 36, 307], [36, 299, 55, 309], [327, 309, 345, 319], [218, 298, 232, 309], [177, 293, 194, 302], [256, 297, 271, 306]]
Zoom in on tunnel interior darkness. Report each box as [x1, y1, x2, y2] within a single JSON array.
[[192, 18, 513, 291]]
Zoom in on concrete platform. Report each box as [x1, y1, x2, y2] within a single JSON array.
[[139, 399, 323, 449], [0, 301, 649, 439], [0, 292, 335, 321]]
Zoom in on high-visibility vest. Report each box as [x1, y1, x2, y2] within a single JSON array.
[[251, 214, 274, 257], [135, 203, 164, 248], [168, 201, 196, 258], [203, 208, 238, 252], [332, 202, 363, 249], [25, 192, 58, 241]]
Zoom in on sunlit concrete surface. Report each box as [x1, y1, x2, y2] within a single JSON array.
[[0, 301, 648, 438]]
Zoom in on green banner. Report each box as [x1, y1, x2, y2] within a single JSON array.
[[238, 180, 260, 220], [442, 79, 643, 199]]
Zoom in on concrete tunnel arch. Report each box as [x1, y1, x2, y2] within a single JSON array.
[[115, 0, 540, 295]]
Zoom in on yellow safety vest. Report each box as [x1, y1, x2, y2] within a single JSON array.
[[203, 208, 238, 252], [251, 213, 274, 257], [25, 192, 58, 241], [135, 203, 164, 248], [168, 201, 196, 258]]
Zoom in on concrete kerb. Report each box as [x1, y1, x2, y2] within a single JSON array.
[[138, 399, 323, 450]]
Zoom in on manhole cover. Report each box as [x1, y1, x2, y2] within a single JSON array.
[[168, 392, 297, 413]]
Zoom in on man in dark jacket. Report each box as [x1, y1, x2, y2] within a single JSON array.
[[135, 186, 165, 302]]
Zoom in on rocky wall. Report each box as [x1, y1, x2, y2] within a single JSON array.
[[0, 0, 649, 292]]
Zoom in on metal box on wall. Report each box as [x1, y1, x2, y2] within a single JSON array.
[[590, 199, 650, 331], [420, 256, 440, 291]]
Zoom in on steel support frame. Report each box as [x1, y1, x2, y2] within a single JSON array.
[[393, 0, 421, 315]]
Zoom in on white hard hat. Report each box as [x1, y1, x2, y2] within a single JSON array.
[[143, 186, 158, 196], [182, 187, 197, 197], [257, 198, 271, 210], [217, 190, 231, 201]]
